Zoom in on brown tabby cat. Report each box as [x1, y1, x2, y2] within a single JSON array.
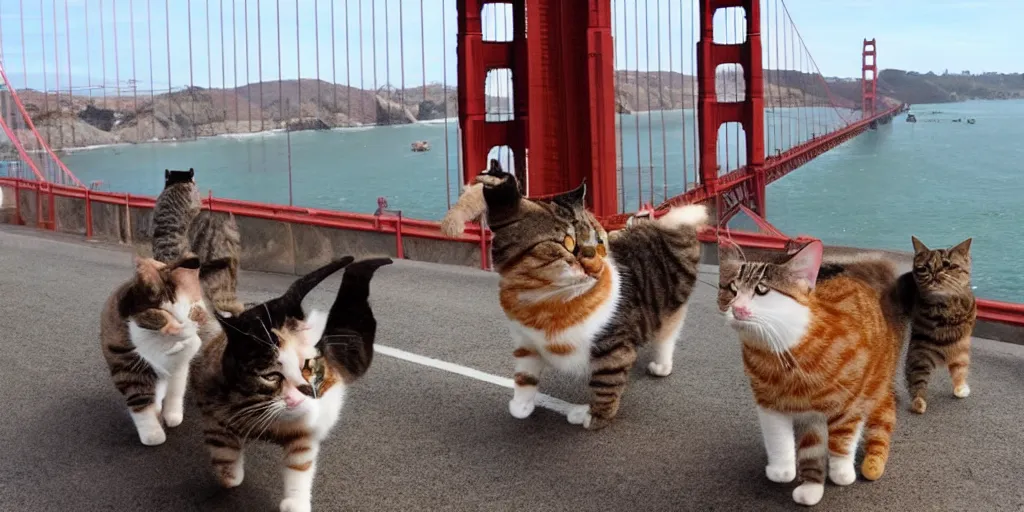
[[442, 160, 706, 431], [99, 254, 231, 446], [718, 240, 914, 506], [151, 168, 245, 316], [191, 256, 392, 512], [905, 236, 977, 414]]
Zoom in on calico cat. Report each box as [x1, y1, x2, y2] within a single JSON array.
[[151, 168, 245, 316], [718, 240, 913, 506], [99, 254, 231, 446], [905, 236, 976, 414], [442, 160, 706, 430], [190, 256, 392, 512]]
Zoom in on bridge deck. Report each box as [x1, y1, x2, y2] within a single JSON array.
[[2, 225, 1023, 512]]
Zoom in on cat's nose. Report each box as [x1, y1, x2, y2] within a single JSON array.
[[733, 305, 752, 320]]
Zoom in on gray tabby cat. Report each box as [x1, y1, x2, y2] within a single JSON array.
[[152, 168, 245, 316]]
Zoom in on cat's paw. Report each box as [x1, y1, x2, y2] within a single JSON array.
[[792, 482, 824, 506], [508, 398, 536, 419], [163, 405, 184, 428], [566, 404, 591, 426], [160, 320, 184, 336], [646, 361, 673, 377], [765, 462, 797, 483], [583, 414, 611, 431], [279, 497, 312, 512], [953, 383, 971, 398], [861, 455, 887, 481], [138, 425, 167, 446], [215, 465, 244, 488], [910, 397, 927, 414], [828, 458, 857, 486]]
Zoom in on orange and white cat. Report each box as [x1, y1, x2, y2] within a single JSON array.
[[719, 241, 912, 506]]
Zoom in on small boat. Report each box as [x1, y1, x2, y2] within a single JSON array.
[[411, 141, 430, 152], [906, 114, 917, 123], [966, 118, 976, 125]]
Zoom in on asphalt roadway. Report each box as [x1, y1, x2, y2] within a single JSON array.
[[2, 224, 1024, 512]]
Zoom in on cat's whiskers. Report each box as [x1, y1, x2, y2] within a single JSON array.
[[219, 319, 274, 347]]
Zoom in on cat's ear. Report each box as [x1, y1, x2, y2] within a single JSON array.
[[552, 181, 587, 209], [911, 236, 929, 254], [134, 256, 164, 287], [950, 237, 972, 256], [188, 168, 195, 181], [479, 163, 522, 225], [281, 256, 356, 312], [164, 169, 170, 180], [784, 240, 823, 290]]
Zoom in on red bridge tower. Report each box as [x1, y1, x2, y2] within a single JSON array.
[[862, 39, 877, 117]]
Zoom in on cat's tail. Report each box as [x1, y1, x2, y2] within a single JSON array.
[[321, 257, 394, 382], [657, 204, 709, 230], [440, 182, 487, 238]]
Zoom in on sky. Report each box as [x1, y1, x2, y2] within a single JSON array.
[[0, 0, 1019, 94]]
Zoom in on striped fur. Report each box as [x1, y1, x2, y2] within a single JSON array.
[[99, 254, 215, 446], [190, 257, 388, 512], [905, 236, 976, 414], [719, 241, 912, 506], [151, 168, 245, 316], [449, 161, 705, 430]]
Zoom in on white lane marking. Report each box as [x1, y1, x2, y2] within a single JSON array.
[[374, 344, 581, 417]]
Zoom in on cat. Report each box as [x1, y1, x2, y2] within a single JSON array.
[[190, 256, 392, 512], [718, 240, 914, 506], [151, 168, 245, 316], [99, 254, 232, 446], [905, 236, 976, 414], [442, 160, 706, 431]]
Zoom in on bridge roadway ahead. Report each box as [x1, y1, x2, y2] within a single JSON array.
[[2, 225, 1023, 512]]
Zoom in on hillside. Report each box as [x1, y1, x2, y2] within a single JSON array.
[[6, 69, 1020, 150]]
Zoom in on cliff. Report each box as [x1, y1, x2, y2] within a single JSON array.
[[9, 69, 1020, 150]]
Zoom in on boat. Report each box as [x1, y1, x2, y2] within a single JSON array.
[[411, 141, 431, 152], [906, 114, 917, 123]]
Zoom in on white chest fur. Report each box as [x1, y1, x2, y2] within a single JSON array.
[[508, 264, 622, 374], [127, 302, 203, 377]]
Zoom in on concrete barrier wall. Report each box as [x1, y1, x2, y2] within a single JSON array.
[[0, 188, 485, 274], [1, 183, 1019, 344]]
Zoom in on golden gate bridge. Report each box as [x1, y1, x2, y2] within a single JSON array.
[[0, 0, 1017, 328]]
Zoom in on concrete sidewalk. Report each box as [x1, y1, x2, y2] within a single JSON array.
[[1, 225, 1022, 512]]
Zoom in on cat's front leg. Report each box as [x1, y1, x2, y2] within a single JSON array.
[[280, 437, 319, 512], [161, 364, 190, 427], [756, 406, 796, 483], [509, 329, 545, 419], [204, 422, 245, 488]]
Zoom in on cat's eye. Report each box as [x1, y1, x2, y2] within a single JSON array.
[[260, 372, 284, 385], [563, 235, 576, 253], [728, 282, 738, 293], [754, 284, 769, 295], [914, 265, 927, 273]]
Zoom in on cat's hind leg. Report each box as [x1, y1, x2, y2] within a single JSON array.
[[647, 304, 689, 377], [582, 341, 638, 430], [203, 422, 246, 488], [946, 337, 972, 399], [861, 391, 896, 481], [509, 343, 546, 420]]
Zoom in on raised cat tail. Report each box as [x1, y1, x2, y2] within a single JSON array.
[[657, 204, 709, 230], [320, 257, 394, 382]]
